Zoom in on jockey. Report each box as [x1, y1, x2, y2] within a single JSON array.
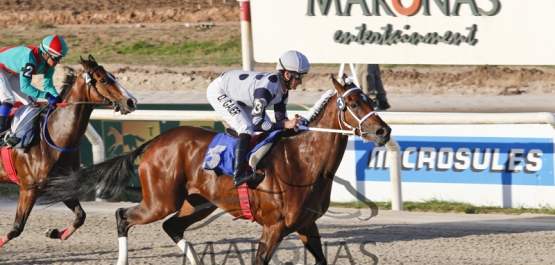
[[206, 50, 310, 187], [0, 35, 67, 142]]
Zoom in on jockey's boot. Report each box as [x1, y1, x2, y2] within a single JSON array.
[[233, 133, 255, 187], [0, 103, 20, 147], [0, 103, 12, 134], [0, 115, 8, 135]]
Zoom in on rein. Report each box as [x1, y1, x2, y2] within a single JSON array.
[[43, 107, 80, 152], [300, 87, 377, 142], [56, 101, 111, 107], [41, 65, 116, 152]]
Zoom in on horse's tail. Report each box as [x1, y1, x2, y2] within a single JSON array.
[[41, 140, 152, 204]]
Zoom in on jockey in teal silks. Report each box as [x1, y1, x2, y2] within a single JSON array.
[[0, 35, 68, 141]]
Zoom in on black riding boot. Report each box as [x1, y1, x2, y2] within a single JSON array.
[[0, 115, 8, 134], [233, 133, 254, 187]]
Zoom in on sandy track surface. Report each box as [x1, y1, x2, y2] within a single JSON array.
[[0, 201, 554, 264]]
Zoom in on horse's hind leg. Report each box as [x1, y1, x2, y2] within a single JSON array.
[[45, 198, 86, 240], [163, 195, 217, 265], [297, 223, 327, 265], [0, 188, 37, 246], [115, 201, 181, 265]]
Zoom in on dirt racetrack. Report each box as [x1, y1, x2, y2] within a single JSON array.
[[0, 201, 555, 264]]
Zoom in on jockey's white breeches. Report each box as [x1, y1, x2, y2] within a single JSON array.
[[207, 78, 254, 136], [0, 68, 35, 105]]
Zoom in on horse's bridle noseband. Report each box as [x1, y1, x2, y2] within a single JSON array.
[[336, 87, 377, 141]]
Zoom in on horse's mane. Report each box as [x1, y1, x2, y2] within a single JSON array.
[[306, 89, 336, 122], [58, 73, 77, 99], [58, 59, 98, 99]]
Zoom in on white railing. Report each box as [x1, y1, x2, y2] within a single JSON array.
[[86, 109, 555, 210]]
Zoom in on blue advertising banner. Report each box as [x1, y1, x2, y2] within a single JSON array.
[[355, 136, 554, 186]]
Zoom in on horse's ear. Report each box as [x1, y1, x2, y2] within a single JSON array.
[[88, 54, 96, 62], [79, 56, 88, 69], [342, 73, 349, 81], [331, 74, 345, 93]]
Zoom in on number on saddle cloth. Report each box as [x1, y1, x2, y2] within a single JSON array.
[[6, 105, 41, 148], [202, 130, 282, 176]]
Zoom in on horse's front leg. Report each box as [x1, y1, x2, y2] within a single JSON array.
[[45, 198, 86, 240], [297, 223, 327, 265], [255, 223, 286, 265], [0, 187, 37, 246]]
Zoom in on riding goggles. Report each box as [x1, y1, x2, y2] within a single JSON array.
[[291, 72, 306, 80], [48, 54, 63, 62], [46, 52, 64, 62]]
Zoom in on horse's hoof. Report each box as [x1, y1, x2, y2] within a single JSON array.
[[44, 229, 59, 239]]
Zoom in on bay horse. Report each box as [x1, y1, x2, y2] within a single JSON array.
[[44, 75, 391, 264], [0, 55, 137, 247]]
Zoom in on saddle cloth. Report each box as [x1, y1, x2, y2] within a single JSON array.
[[4, 105, 41, 148], [202, 130, 282, 175]]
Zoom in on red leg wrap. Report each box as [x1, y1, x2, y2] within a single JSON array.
[[0, 234, 10, 247], [59, 225, 77, 241]]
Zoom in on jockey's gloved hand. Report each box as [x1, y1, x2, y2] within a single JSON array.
[[294, 114, 309, 126], [300, 117, 309, 126], [46, 93, 60, 106]]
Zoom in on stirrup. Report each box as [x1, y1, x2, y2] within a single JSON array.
[[233, 171, 255, 187], [3, 133, 20, 148]]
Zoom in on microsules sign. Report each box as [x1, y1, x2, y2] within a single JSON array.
[[356, 136, 554, 186], [251, 0, 555, 65]]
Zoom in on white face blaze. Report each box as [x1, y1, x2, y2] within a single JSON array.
[[107, 72, 137, 106]]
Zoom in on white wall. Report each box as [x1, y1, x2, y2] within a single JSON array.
[[331, 123, 555, 208], [90, 109, 555, 208], [250, 0, 555, 65]]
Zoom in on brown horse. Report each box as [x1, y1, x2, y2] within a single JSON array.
[[0, 55, 137, 247], [44, 75, 391, 264]]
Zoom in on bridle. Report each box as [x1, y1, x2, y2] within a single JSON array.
[[335, 86, 377, 142], [80, 65, 119, 108], [43, 65, 123, 152]]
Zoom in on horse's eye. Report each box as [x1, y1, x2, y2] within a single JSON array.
[[100, 78, 107, 84], [350, 103, 357, 108]]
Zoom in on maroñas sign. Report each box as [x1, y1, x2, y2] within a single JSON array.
[[250, 0, 555, 65]]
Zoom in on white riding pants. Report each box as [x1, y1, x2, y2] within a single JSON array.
[[207, 78, 254, 136], [0, 68, 35, 105]]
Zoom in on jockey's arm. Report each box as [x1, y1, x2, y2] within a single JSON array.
[[19, 67, 49, 99], [251, 88, 285, 132], [42, 68, 59, 98], [252, 98, 286, 132], [273, 97, 301, 129]]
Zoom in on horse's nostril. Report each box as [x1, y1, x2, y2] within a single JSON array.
[[376, 127, 389, 137], [127, 99, 135, 109]]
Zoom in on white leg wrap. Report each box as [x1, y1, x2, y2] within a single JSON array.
[[117, 237, 129, 265], [178, 239, 201, 265]]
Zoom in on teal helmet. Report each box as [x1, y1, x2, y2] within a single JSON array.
[[39, 35, 68, 58]]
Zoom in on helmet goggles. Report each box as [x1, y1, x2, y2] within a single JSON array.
[[279, 59, 306, 80]]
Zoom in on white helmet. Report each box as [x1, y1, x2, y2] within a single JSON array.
[[276, 50, 310, 74]]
